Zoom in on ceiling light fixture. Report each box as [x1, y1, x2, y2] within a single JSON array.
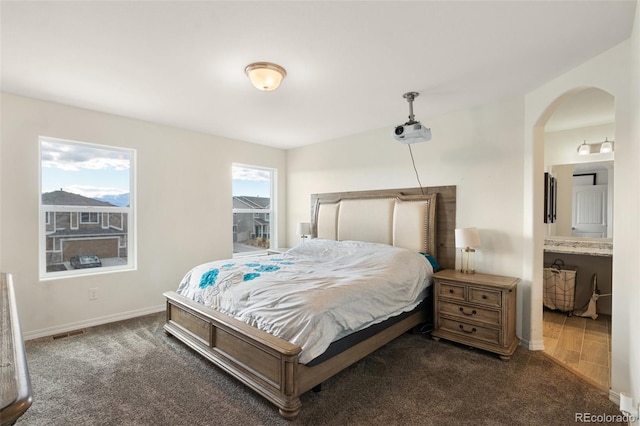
[[600, 138, 614, 154], [577, 140, 591, 156], [244, 62, 286, 91]]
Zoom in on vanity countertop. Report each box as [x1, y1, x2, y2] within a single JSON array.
[[544, 237, 613, 257]]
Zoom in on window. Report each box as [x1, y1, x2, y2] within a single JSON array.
[[39, 137, 135, 278], [232, 164, 276, 256], [80, 212, 99, 224]]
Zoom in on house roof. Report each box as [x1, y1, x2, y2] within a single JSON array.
[[253, 218, 269, 227], [1, 1, 635, 149], [233, 196, 270, 210], [42, 190, 116, 207]]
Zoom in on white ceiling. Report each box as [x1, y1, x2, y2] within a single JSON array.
[[1, 1, 635, 149]]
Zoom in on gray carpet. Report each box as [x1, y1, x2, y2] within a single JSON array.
[[16, 313, 622, 425]]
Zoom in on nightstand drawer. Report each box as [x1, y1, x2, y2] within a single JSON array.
[[439, 301, 501, 326], [439, 318, 501, 346], [438, 281, 466, 301], [469, 287, 501, 308]]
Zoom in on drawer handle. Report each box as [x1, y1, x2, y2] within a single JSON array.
[[459, 324, 477, 334], [482, 295, 488, 300], [449, 289, 455, 294], [459, 307, 477, 316]]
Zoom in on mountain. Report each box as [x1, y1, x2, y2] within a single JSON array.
[[96, 193, 130, 207], [42, 190, 116, 207]]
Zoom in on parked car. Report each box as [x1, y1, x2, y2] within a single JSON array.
[[70, 254, 102, 269]]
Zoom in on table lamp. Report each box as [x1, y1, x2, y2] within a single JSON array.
[[296, 222, 311, 243]]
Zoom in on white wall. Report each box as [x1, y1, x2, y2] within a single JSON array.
[[0, 93, 287, 337], [628, 0, 640, 421], [525, 33, 639, 405], [545, 123, 615, 167], [287, 96, 526, 333]]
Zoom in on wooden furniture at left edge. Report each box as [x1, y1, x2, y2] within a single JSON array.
[[163, 186, 456, 420], [1, 273, 33, 426]]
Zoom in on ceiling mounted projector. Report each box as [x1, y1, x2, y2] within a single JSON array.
[[393, 92, 431, 144]]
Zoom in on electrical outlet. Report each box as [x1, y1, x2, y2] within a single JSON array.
[[88, 287, 98, 300]]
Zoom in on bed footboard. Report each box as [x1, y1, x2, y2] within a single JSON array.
[[164, 291, 428, 420], [163, 291, 302, 419]]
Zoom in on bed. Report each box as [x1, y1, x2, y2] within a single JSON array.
[[163, 186, 456, 419]]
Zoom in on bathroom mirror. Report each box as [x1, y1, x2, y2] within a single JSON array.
[[547, 161, 613, 238], [544, 88, 614, 239]]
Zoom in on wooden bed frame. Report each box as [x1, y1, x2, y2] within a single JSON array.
[[163, 186, 456, 420]]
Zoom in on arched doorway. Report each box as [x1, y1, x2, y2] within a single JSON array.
[[532, 86, 615, 391]]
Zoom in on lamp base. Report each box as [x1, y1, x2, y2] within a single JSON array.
[[460, 247, 476, 274]]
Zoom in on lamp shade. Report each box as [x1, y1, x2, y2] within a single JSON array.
[[455, 228, 481, 248], [600, 138, 613, 153], [296, 222, 311, 236], [245, 62, 286, 91], [577, 141, 590, 156]]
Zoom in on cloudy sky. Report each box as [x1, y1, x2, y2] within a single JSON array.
[[40, 138, 131, 198], [232, 165, 271, 198]]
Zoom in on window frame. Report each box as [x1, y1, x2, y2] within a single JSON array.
[[232, 163, 277, 257], [39, 136, 136, 280], [80, 212, 100, 224]]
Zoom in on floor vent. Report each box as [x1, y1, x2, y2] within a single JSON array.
[[52, 329, 86, 340]]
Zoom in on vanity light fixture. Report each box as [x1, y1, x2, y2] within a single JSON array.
[[577, 140, 591, 156], [600, 138, 614, 154], [245, 62, 287, 91], [577, 138, 614, 156]]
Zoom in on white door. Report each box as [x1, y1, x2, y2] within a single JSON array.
[[572, 184, 607, 237]]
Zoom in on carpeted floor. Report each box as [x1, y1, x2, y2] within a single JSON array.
[[16, 313, 623, 425]]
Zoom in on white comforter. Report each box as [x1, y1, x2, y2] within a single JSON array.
[[176, 239, 433, 364]]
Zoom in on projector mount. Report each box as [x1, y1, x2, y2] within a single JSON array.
[[392, 91, 431, 144], [402, 91, 420, 125]]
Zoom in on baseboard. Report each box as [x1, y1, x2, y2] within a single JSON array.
[[523, 337, 545, 351], [610, 389, 620, 405], [23, 304, 165, 340]]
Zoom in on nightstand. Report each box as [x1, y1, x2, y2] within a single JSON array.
[[431, 269, 520, 360], [267, 247, 290, 255]]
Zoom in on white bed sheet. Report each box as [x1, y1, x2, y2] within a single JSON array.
[[176, 239, 433, 364]]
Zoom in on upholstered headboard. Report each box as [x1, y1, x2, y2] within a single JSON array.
[[310, 186, 456, 269]]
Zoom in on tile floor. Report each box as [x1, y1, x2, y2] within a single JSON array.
[[542, 309, 611, 390]]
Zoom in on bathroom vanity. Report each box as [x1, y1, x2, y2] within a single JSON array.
[[544, 237, 612, 315]]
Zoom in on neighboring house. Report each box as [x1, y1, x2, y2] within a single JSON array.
[[233, 196, 270, 246], [42, 190, 128, 270]]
